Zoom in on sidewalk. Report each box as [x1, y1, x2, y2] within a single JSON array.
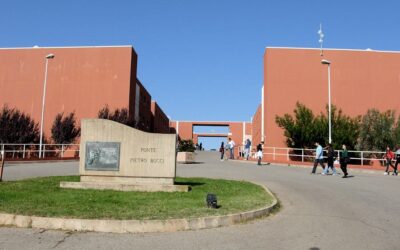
[[234, 157, 388, 175]]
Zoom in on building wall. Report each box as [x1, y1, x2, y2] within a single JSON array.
[[169, 121, 193, 141], [264, 47, 400, 148], [193, 134, 199, 144], [245, 122, 252, 137], [0, 46, 135, 140], [251, 104, 262, 148], [0, 46, 161, 141], [136, 79, 152, 132], [151, 101, 170, 133]]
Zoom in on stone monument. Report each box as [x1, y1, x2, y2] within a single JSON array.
[[60, 119, 188, 192]]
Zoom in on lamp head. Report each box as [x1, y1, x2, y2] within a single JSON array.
[[321, 59, 331, 65], [46, 54, 55, 59]]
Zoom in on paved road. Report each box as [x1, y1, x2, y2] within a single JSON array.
[[1, 152, 399, 250]]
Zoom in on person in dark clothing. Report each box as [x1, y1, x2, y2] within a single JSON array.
[[256, 142, 263, 165], [394, 146, 400, 176], [219, 142, 225, 161], [322, 143, 338, 175], [339, 144, 350, 178]]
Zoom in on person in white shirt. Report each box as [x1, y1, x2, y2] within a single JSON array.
[[244, 139, 251, 160], [228, 138, 235, 159]]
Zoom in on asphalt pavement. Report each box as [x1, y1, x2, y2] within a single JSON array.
[[1, 151, 399, 250]]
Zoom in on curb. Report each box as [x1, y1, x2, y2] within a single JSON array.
[[0, 183, 278, 233]]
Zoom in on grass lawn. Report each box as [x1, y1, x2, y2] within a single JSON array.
[[0, 176, 274, 220]]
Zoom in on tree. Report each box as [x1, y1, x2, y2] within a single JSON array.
[[357, 109, 396, 151], [178, 139, 196, 152], [98, 105, 136, 127], [0, 105, 39, 143], [318, 105, 360, 149], [276, 102, 360, 149], [394, 116, 400, 147], [275, 102, 317, 148], [51, 112, 81, 144]]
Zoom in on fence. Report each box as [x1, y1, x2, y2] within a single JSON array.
[[0, 143, 393, 166], [237, 146, 391, 166], [0, 143, 80, 159]]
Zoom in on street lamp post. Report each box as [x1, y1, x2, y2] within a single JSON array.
[[321, 59, 332, 144], [39, 54, 55, 158]]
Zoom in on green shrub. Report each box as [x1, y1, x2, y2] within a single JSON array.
[[51, 112, 80, 144], [357, 109, 396, 151], [98, 105, 136, 127], [178, 139, 196, 152], [276, 102, 360, 149], [394, 117, 400, 147], [0, 105, 39, 143], [275, 102, 317, 148]]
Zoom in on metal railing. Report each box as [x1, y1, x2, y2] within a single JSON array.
[[237, 146, 392, 166], [0, 143, 80, 159], [1, 143, 394, 166]]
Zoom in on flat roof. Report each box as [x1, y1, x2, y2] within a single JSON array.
[[0, 45, 133, 50], [265, 46, 400, 54]]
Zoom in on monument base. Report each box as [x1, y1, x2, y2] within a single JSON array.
[[60, 181, 189, 192], [81, 175, 174, 185]]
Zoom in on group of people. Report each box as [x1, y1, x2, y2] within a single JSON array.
[[216, 138, 400, 176], [219, 138, 235, 161], [311, 142, 350, 178], [195, 143, 203, 151], [312, 143, 400, 178], [219, 138, 264, 165]]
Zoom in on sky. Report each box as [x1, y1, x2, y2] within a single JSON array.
[[1, 1, 399, 149]]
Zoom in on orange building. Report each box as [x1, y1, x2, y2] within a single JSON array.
[[0, 45, 168, 140], [151, 101, 170, 133], [257, 47, 400, 149], [251, 104, 262, 147]]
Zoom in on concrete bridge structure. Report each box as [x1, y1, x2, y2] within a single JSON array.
[[170, 121, 252, 154]]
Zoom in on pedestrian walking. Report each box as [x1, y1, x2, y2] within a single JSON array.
[[383, 146, 395, 175], [219, 142, 225, 161], [394, 146, 400, 176], [224, 141, 230, 160], [256, 141, 264, 165], [228, 138, 235, 159], [244, 139, 251, 160], [322, 143, 338, 175], [339, 144, 350, 178], [311, 142, 325, 174]]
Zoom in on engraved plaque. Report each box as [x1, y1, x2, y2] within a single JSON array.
[[85, 142, 120, 171]]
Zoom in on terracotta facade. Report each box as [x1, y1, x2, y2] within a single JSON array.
[[0, 46, 168, 141], [259, 47, 400, 148], [151, 101, 170, 133]]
